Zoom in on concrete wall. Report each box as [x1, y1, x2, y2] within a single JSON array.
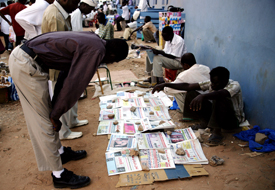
[[182, 0, 275, 129]]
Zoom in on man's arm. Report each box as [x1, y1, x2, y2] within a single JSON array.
[[151, 48, 178, 59], [130, 23, 144, 36], [0, 11, 11, 26], [152, 82, 201, 94]]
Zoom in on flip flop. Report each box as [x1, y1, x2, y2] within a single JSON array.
[[179, 118, 194, 122], [189, 124, 205, 130], [208, 134, 224, 144]]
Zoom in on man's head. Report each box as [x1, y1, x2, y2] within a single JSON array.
[[97, 12, 106, 24], [18, 0, 28, 5], [210, 66, 230, 91], [102, 39, 129, 63], [29, 0, 35, 6], [181, 53, 196, 70], [57, 0, 80, 13], [162, 26, 174, 41], [45, 0, 55, 4], [79, 0, 96, 14], [144, 16, 151, 23], [0, 2, 6, 7]]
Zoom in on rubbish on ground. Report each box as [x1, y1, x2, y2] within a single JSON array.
[[238, 144, 248, 147], [241, 152, 263, 158], [209, 155, 224, 166], [255, 133, 268, 145], [195, 131, 204, 143]]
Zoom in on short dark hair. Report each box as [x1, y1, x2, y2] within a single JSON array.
[[97, 12, 105, 24], [210, 66, 230, 81], [105, 39, 129, 62], [144, 16, 151, 22], [162, 26, 173, 35], [181, 53, 196, 67]]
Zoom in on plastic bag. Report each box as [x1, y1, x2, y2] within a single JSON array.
[[9, 26, 16, 43]]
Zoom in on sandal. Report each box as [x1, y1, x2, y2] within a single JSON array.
[[208, 134, 224, 144], [179, 117, 194, 122]]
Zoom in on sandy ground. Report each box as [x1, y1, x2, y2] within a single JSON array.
[[0, 28, 275, 190]]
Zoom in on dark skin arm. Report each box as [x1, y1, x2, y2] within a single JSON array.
[[50, 117, 62, 132], [152, 82, 231, 111], [130, 23, 144, 36], [0, 11, 12, 26], [151, 48, 178, 59]]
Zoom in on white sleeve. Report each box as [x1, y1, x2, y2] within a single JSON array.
[[15, 11, 38, 39]]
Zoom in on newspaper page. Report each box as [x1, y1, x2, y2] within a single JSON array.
[[99, 94, 117, 102], [105, 149, 142, 176], [169, 139, 208, 164], [99, 109, 123, 121], [97, 120, 124, 135], [99, 98, 122, 109], [119, 97, 147, 107], [149, 120, 176, 131], [165, 127, 197, 144], [136, 132, 169, 149], [124, 118, 151, 134], [139, 149, 175, 169], [142, 106, 171, 120], [152, 91, 173, 107], [117, 91, 138, 99], [144, 97, 166, 107], [121, 107, 146, 119], [107, 134, 137, 151]]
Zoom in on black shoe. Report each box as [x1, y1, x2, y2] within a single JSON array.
[[143, 77, 151, 83], [52, 168, 91, 189], [61, 147, 87, 165]]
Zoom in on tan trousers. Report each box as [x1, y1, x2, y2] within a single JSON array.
[[174, 93, 186, 113], [146, 55, 183, 77], [9, 46, 63, 171], [123, 28, 136, 40], [142, 28, 155, 42]]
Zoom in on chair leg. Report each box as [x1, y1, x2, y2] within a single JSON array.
[[96, 69, 104, 95], [105, 67, 113, 90]]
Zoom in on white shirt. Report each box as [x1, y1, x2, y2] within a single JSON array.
[[71, 8, 83, 31], [103, 4, 108, 14], [199, 79, 245, 123], [127, 21, 137, 29], [15, 0, 50, 39], [164, 64, 210, 94], [163, 34, 187, 59], [138, 0, 147, 11], [122, 5, 129, 20], [0, 7, 11, 35]]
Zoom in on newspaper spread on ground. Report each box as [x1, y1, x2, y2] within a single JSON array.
[[142, 106, 171, 120], [117, 91, 138, 99], [136, 132, 169, 149], [121, 107, 146, 119], [149, 120, 176, 131], [144, 97, 167, 107], [99, 98, 122, 109], [169, 139, 208, 164], [107, 134, 137, 151], [105, 149, 142, 176], [139, 149, 175, 169], [119, 97, 147, 107], [99, 109, 122, 121], [124, 118, 151, 134], [97, 120, 124, 135], [165, 127, 197, 144], [152, 91, 173, 107]]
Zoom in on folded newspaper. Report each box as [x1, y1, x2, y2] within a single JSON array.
[[107, 134, 137, 151], [105, 149, 142, 176], [165, 127, 197, 144], [142, 106, 171, 120], [136, 132, 169, 149], [97, 120, 124, 135], [169, 139, 208, 164]]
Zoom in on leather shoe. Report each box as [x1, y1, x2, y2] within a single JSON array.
[[52, 168, 91, 189], [61, 146, 87, 165], [60, 132, 83, 140]]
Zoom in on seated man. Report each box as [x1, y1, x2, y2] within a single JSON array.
[[123, 17, 137, 40], [97, 12, 114, 39], [153, 66, 245, 144], [163, 53, 210, 114], [130, 16, 157, 43], [9, 31, 128, 189], [145, 26, 187, 84], [115, 1, 129, 31]]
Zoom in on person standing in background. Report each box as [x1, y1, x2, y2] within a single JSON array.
[[15, 0, 55, 40], [0, 0, 27, 46], [0, 1, 13, 53]]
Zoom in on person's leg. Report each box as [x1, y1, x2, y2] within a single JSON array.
[[15, 35, 24, 46], [116, 16, 123, 31], [142, 28, 155, 42], [9, 46, 63, 171], [174, 92, 186, 113], [123, 28, 132, 39], [153, 31, 159, 45], [152, 55, 183, 77]]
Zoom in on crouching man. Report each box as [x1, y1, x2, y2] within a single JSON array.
[[153, 66, 245, 144], [9, 31, 128, 188]]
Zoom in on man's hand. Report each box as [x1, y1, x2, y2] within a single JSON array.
[[152, 83, 166, 94], [189, 94, 204, 111], [50, 117, 62, 132], [152, 49, 162, 55]]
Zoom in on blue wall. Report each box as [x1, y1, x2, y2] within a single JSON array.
[[183, 0, 275, 129]]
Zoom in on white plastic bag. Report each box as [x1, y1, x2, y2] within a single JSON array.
[[9, 26, 16, 43]]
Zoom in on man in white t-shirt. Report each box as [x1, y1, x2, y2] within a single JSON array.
[[0, 2, 13, 52], [115, 1, 129, 31], [15, 0, 54, 40], [145, 26, 187, 84], [163, 53, 210, 114], [71, 0, 96, 31], [123, 18, 137, 40]]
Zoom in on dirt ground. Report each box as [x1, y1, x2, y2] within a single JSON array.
[[0, 28, 275, 190]]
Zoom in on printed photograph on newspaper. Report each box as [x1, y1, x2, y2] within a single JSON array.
[[97, 120, 124, 135], [142, 106, 171, 120], [105, 149, 142, 176], [124, 118, 151, 134], [107, 134, 137, 151], [139, 149, 175, 169], [136, 132, 169, 149], [169, 139, 208, 164], [165, 127, 197, 144], [119, 97, 147, 107]]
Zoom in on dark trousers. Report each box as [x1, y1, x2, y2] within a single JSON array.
[[16, 35, 24, 47], [4, 34, 13, 50], [183, 91, 239, 130], [116, 16, 129, 31]]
